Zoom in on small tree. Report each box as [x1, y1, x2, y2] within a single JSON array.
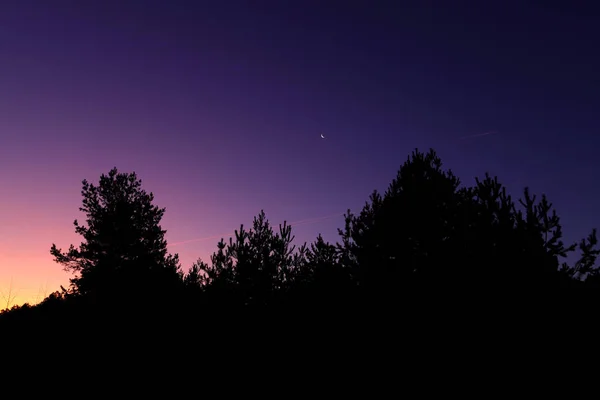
[[198, 210, 305, 307], [569, 229, 600, 282], [50, 168, 183, 303], [0, 278, 18, 311], [305, 235, 341, 277], [300, 235, 351, 304]]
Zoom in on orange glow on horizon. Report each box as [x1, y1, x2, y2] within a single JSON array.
[[1, 212, 343, 309]]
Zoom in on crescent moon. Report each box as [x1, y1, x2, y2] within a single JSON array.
[[320, 133, 325, 139]]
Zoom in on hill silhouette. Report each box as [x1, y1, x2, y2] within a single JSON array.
[[2, 148, 599, 345]]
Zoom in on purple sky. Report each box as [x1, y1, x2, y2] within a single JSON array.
[[1, 1, 599, 306]]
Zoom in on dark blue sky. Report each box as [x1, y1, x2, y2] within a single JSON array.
[[1, 0, 599, 304]]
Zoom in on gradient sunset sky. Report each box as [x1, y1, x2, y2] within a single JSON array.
[[1, 1, 599, 307]]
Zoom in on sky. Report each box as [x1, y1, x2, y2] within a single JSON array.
[[1, 0, 599, 307]]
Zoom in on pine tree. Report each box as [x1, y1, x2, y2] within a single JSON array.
[[338, 148, 463, 293], [198, 210, 305, 307], [50, 168, 183, 304]]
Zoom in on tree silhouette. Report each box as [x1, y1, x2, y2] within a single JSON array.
[[49, 167, 183, 306], [337, 148, 592, 302], [0, 278, 18, 311], [292, 234, 352, 307], [338, 149, 464, 298], [569, 229, 600, 282], [511, 187, 576, 285], [305, 234, 342, 281], [197, 210, 305, 308], [2, 147, 599, 329]]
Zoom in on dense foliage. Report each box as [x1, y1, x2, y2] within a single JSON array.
[[2, 149, 599, 327]]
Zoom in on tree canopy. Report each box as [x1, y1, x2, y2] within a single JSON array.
[[49, 167, 183, 306], [3, 148, 599, 327]]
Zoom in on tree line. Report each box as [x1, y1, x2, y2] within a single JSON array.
[[2, 148, 599, 326]]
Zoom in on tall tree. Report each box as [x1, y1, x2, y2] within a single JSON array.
[[338, 148, 589, 302], [455, 175, 574, 292], [50, 168, 182, 304], [338, 148, 463, 294]]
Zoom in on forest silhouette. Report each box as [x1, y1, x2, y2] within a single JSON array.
[[2, 148, 599, 335]]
